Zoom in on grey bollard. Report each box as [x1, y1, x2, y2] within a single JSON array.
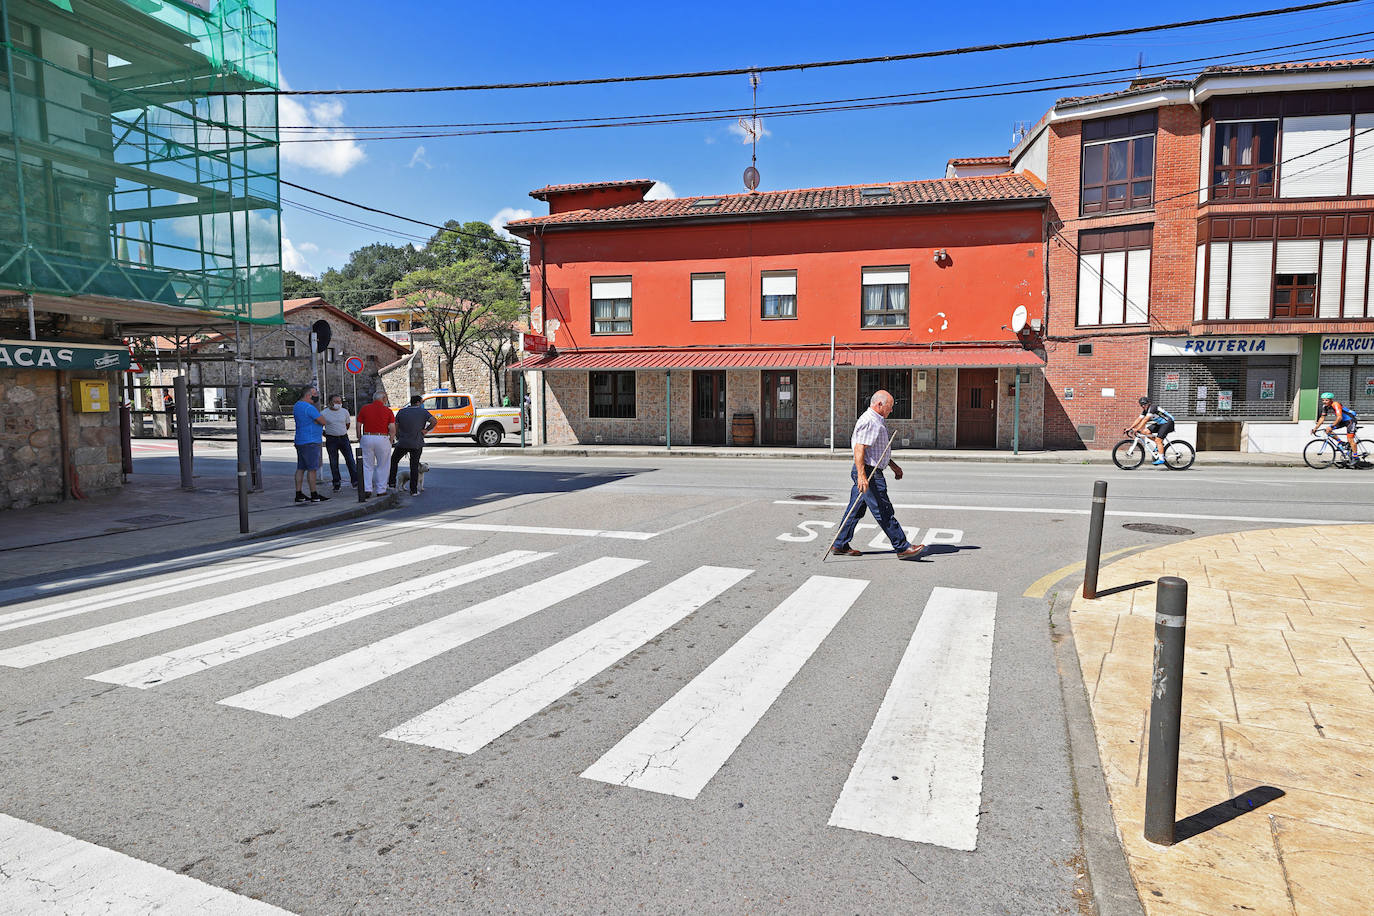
[[175, 375, 193, 489], [356, 446, 366, 503], [1144, 576, 1188, 846], [1082, 480, 1108, 599], [235, 385, 251, 534]]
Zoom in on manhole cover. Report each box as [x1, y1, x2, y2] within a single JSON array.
[[117, 514, 183, 525], [1123, 523, 1194, 536], [791, 495, 830, 502]]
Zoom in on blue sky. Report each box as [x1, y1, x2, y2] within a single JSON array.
[[275, 0, 1374, 276]]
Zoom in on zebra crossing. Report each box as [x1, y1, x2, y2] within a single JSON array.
[[0, 539, 1000, 852]]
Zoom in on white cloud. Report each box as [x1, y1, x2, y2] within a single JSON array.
[[277, 75, 365, 176], [489, 206, 534, 241], [645, 181, 676, 200], [296, 241, 319, 254], [727, 117, 770, 145], [408, 145, 432, 169], [282, 236, 316, 275]]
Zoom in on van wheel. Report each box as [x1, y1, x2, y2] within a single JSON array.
[[476, 423, 503, 447]]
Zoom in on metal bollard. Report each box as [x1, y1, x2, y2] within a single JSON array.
[[1082, 480, 1108, 599], [1144, 576, 1188, 846], [235, 385, 251, 534], [356, 446, 366, 503]]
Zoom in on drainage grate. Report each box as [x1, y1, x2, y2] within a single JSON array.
[[117, 514, 183, 524], [791, 495, 831, 502], [1123, 523, 1194, 536]]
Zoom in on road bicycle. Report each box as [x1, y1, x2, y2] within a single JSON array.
[[1111, 429, 1196, 470], [1302, 429, 1373, 469]]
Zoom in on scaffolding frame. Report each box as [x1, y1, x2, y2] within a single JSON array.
[[0, 0, 282, 324]]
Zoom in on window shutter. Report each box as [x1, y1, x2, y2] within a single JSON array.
[[1228, 241, 1272, 319], [1352, 113, 1374, 195], [1319, 239, 1343, 319], [761, 272, 796, 296], [591, 279, 632, 300], [1207, 242, 1230, 319], [1125, 249, 1150, 324], [1275, 239, 1320, 273], [1346, 238, 1370, 319], [1194, 246, 1207, 321], [691, 275, 726, 321], [1099, 250, 1127, 325], [1279, 115, 1350, 198], [862, 268, 908, 286], [1199, 122, 1211, 204], [1077, 255, 1101, 325]]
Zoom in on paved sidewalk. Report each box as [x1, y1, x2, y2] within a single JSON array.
[[1070, 525, 1374, 915], [0, 471, 396, 584]]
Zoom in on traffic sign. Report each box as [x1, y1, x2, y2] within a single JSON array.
[[345, 356, 364, 374]]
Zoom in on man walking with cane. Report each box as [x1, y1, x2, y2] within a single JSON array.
[[830, 389, 923, 560]]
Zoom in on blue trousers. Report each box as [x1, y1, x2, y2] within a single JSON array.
[[834, 465, 911, 552]]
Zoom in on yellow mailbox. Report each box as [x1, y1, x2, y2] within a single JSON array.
[[74, 379, 110, 413]]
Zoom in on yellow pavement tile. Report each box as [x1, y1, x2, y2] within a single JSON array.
[[1308, 702, 1374, 745], [1230, 668, 1374, 712], [1225, 777, 1374, 838], [1230, 592, 1309, 624], [1274, 817, 1374, 916], [1120, 814, 1290, 905], [1130, 862, 1292, 916], [1094, 711, 1147, 789], [1207, 572, 1308, 600], [1079, 650, 1106, 691], [1231, 686, 1322, 738], [1288, 658, 1373, 684], [1069, 613, 1116, 654], [1179, 671, 1240, 723], [1283, 631, 1360, 670], [1226, 644, 1301, 676], [1182, 643, 1233, 675], [1223, 723, 1374, 800], [1285, 614, 1374, 639], [1344, 638, 1374, 675]]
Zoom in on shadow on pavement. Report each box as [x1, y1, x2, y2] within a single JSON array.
[[1174, 786, 1285, 842], [1094, 579, 1154, 598]]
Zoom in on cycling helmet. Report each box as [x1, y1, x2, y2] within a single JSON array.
[[1138, 396, 1151, 407], [1320, 392, 1335, 400]]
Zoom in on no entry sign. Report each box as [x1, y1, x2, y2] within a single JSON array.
[[345, 356, 364, 374]]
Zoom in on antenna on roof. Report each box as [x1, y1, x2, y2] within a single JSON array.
[[1012, 121, 1030, 144], [1137, 52, 1144, 78], [742, 71, 761, 192]]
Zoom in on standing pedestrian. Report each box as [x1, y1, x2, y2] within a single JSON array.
[[292, 385, 328, 503], [389, 394, 437, 496], [321, 394, 358, 492], [162, 388, 175, 435], [830, 389, 923, 559], [356, 390, 395, 498]]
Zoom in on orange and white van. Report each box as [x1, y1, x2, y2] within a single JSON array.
[[416, 392, 521, 446]]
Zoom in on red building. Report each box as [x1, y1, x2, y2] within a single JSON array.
[[509, 177, 1049, 450], [1004, 60, 1374, 451]]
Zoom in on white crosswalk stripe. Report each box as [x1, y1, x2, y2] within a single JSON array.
[[219, 556, 646, 719], [381, 565, 753, 755], [581, 575, 867, 799], [828, 586, 997, 851], [86, 549, 551, 690], [0, 541, 414, 669]]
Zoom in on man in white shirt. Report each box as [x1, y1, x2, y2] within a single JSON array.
[[831, 389, 923, 560], [321, 394, 358, 492]]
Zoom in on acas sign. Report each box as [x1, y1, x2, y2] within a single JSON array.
[[0, 339, 130, 371]]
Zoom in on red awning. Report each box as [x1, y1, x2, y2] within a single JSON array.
[[512, 346, 1044, 372]]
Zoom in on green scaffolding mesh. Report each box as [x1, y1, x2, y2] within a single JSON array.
[[0, 0, 282, 324]]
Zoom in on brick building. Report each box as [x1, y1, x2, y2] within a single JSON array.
[[361, 296, 514, 408], [509, 178, 1048, 449], [1003, 60, 1374, 450]]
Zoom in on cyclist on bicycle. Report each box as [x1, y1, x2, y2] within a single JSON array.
[[1313, 392, 1358, 452], [1126, 396, 1175, 466]]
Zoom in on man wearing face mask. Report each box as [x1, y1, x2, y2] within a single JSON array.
[[292, 385, 328, 503], [321, 394, 358, 492]]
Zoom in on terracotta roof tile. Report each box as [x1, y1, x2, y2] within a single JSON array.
[[1200, 58, 1374, 75], [946, 156, 1010, 166], [529, 179, 657, 200], [512, 345, 1045, 372], [509, 174, 1046, 232], [1056, 79, 1190, 106]]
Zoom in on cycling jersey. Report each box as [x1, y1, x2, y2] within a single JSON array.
[[1320, 400, 1358, 428]]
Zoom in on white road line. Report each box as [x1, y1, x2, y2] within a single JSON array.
[[444, 456, 503, 464], [220, 556, 646, 719], [0, 541, 415, 669], [382, 566, 754, 755], [88, 549, 554, 689], [771, 499, 1342, 526], [0, 543, 361, 633], [582, 576, 869, 800], [388, 520, 657, 540], [0, 812, 288, 914], [828, 586, 997, 851]]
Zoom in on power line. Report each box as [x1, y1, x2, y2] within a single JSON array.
[[213, 1, 1364, 95]]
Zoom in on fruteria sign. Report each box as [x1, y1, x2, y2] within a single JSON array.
[[0, 339, 130, 370], [1321, 335, 1374, 355], [1151, 336, 1301, 357]]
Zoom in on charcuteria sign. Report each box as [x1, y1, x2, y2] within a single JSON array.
[[0, 339, 129, 370], [1321, 335, 1374, 354]]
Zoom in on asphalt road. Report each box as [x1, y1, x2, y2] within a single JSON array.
[[3, 447, 1371, 914]]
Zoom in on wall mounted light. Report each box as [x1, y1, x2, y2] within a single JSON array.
[[932, 249, 948, 263]]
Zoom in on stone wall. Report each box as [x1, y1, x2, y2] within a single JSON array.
[[540, 369, 690, 446]]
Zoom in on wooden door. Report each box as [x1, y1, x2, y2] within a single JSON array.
[[761, 371, 797, 446], [956, 368, 997, 448], [692, 371, 727, 444]]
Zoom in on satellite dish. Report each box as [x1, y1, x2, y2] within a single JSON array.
[[1010, 305, 1028, 334], [743, 166, 760, 191]]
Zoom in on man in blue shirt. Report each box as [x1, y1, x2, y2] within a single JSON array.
[[292, 385, 328, 503]]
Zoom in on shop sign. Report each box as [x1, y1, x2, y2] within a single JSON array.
[[1163, 372, 1180, 391], [1321, 335, 1374, 355], [1366, 376, 1374, 396], [1151, 336, 1300, 357], [0, 339, 129, 371], [1218, 391, 1233, 411], [1260, 380, 1276, 400]]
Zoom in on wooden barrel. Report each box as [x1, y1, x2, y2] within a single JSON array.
[[731, 412, 755, 445]]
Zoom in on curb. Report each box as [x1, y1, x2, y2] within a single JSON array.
[[241, 491, 399, 541]]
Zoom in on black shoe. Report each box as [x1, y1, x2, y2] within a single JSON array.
[[295, 492, 309, 503], [310, 492, 329, 502], [332, 483, 341, 492]]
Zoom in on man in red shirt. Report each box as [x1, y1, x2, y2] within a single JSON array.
[[356, 391, 396, 497]]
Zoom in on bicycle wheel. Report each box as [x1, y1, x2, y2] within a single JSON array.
[[1112, 439, 1145, 470], [1353, 439, 1374, 469], [1162, 441, 1195, 470], [1303, 438, 1336, 469]]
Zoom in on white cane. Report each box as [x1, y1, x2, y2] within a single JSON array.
[[820, 428, 897, 563]]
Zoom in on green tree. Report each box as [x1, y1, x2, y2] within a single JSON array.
[[465, 313, 520, 404], [319, 242, 433, 316], [394, 258, 523, 390], [282, 269, 318, 300], [425, 220, 524, 276]]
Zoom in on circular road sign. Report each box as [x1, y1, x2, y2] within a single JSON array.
[[345, 356, 364, 375]]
